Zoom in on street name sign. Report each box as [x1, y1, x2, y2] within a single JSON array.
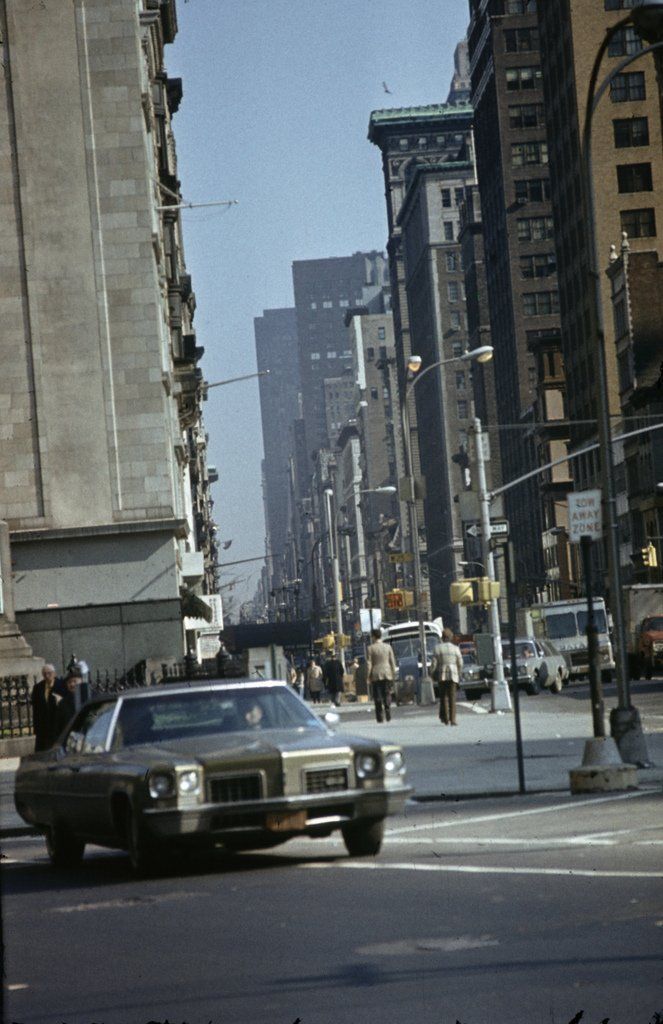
[[568, 489, 602, 543], [388, 551, 413, 563]]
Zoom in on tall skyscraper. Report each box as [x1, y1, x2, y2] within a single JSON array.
[[254, 308, 300, 593], [468, 0, 566, 600], [291, 252, 390, 462]]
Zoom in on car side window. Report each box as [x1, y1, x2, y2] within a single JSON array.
[[64, 703, 115, 755]]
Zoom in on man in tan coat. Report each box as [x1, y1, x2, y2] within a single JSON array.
[[366, 628, 397, 723], [430, 627, 464, 726]]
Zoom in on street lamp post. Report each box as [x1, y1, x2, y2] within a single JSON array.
[[401, 345, 494, 705], [324, 488, 345, 667], [203, 370, 270, 392], [580, 1, 663, 765]]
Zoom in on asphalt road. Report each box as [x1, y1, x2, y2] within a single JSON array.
[[2, 683, 662, 1024]]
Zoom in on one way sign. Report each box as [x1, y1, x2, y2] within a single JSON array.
[[464, 518, 510, 540]]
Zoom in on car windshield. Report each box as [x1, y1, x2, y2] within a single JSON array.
[[390, 636, 438, 660], [501, 641, 537, 660], [577, 610, 607, 634], [113, 686, 323, 747]]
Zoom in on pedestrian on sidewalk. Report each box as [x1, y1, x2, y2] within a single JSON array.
[[322, 654, 344, 707], [31, 664, 62, 751], [430, 628, 463, 726], [306, 658, 323, 703], [55, 668, 84, 735], [366, 628, 397, 723]]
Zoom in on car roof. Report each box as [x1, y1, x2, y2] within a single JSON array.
[[86, 679, 291, 706]]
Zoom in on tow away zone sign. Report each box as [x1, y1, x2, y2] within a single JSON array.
[[568, 489, 602, 543]]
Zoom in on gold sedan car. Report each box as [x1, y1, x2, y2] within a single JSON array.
[[15, 681, 411, 873]]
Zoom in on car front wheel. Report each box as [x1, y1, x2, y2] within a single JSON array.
[[524, 673, 540, 696], [550, 670, 564, 694], [126, 805, 162, 876], [341, 817, 385, 857], [46, 822, 85, 869]]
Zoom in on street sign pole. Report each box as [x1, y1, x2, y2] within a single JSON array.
[[505, 542, 525, 793], [580, 534, 606, 739]]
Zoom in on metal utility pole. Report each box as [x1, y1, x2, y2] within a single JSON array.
[[324, 488, 345, 668], [474, 417, 511, 712]]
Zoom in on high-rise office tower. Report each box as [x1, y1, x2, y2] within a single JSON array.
[[468, 0, 566, 600], [254, 308, 300, 594]]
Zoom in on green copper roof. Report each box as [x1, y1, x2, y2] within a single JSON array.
[[369, 102, 472, 124]]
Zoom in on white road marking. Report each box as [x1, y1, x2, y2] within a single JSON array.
[[7, 984, 28, 991], [304, 861, 663, 879], [387, 789, 651, 835], [386, 836, 621, 846], [356, 934, 499, 955], [52, 891, 199, 913]]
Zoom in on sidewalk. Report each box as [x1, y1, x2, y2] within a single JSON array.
[[2, 700, 661, 839]]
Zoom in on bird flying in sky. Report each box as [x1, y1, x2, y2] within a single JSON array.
[[382, 81, 393, 94]]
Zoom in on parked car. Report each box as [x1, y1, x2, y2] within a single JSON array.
[[462, 637, 569, 699], [14, 681, 411, 873]]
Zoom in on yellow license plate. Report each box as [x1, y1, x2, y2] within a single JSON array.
[[266, 810, 307, 832]]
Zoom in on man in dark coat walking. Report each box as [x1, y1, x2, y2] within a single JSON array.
[[31, 664, 62, 751], [322, 655, 345, 707]]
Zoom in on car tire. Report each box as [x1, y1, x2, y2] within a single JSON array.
[[525, 674, 540, 696], [126, 805, 161, 876], [550, 670, 563, 694], [341, 817, 385, 857], [45, 822, 85, 869]]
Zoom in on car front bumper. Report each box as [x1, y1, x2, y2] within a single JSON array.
[[141, 785, 412, 840]]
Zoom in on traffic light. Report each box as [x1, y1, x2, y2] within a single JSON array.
[[476, 578, 500, 603], [314, 633, 335, 651], [385, 589, 405, 610], [450, 580, 475, 605], [642, 542, 658, 568], [450, 578, 500, 606]]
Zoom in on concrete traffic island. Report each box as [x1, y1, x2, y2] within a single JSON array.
[[569, 736, 638, 794]]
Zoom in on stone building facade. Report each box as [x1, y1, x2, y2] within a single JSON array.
[[0, 0, 212, 671]]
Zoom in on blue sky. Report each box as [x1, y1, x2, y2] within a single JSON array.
[[168, 0, 471, 610]]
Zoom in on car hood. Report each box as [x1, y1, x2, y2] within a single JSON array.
[[113, 727, 378, 765]]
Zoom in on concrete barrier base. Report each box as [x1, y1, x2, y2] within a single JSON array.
[[569, 736, 638, 793]]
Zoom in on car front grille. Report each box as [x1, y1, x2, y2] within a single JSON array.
[[569, 651, 587, 666], [304, 767, 349, 794], [209, 774, 262, 804]]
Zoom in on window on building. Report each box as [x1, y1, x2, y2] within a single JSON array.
[[610, 71, 645, 102], [322, 300, 333, 309], [443, 221, 455, 241], [455, 371, 466, 391], [617, 162, 653, 192], [452, 341, 463, 357], [398, 138, 409, 150], [366, 346, 375, 361], [515, 178, 551, 203], [523, 291, 560, 316], [446, 252, 458, 272], [517, 216, 555, 241], [520, 253, 557, 278], [604, 0, 636, 11], [511, 141, 549, 167], [339, 299, 349, 308], [448, 281, 459, 302], [508, 103, 545, 129], [457, 399, 468, 419], [613, 116, 649, 148], [327, 350, 337, 359], [310, 352, 321, 360], [620, 207, 656, 237], [379, 345, 387, 359], [370, 387, 379, 400], [608, 25, 643, 57], [418, 136, 428, 148], [613, 299, 628, 339], [310, 302, 317, 309], [504, 27, 539, 52], [378, 326, 386, 340], [441, 188, 452, 208], [342, 349, 353, 358], [505, 66, 543, 91], [450, 311, 461, 330], [455, 187, 465, 207], [458, 429, 469, 450], [617, 347, 634, 394]]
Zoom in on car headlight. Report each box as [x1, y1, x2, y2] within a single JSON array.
[[355, 752, 381, 778], [148, 771, 175, 799], [384, 751, 404, 775], [178, 769, 201, 795]]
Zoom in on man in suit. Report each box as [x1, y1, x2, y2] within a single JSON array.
[[366, 628, 397, 723], [322, 655, 345, 707], [31, 663, 62, 751], [430, 628, 464, 726]]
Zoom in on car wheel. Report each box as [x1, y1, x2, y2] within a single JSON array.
[[126, 805, 161, 876], [45, 822, 85, 869], [525, 673, 540, 696], [341, 817, 385, 857], [550, 670, 563, 694]]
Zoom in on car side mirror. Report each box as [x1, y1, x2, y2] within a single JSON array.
[[323, 711, 340, 728]]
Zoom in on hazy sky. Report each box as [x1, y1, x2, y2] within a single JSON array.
[[168, 0, 470, 610]]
